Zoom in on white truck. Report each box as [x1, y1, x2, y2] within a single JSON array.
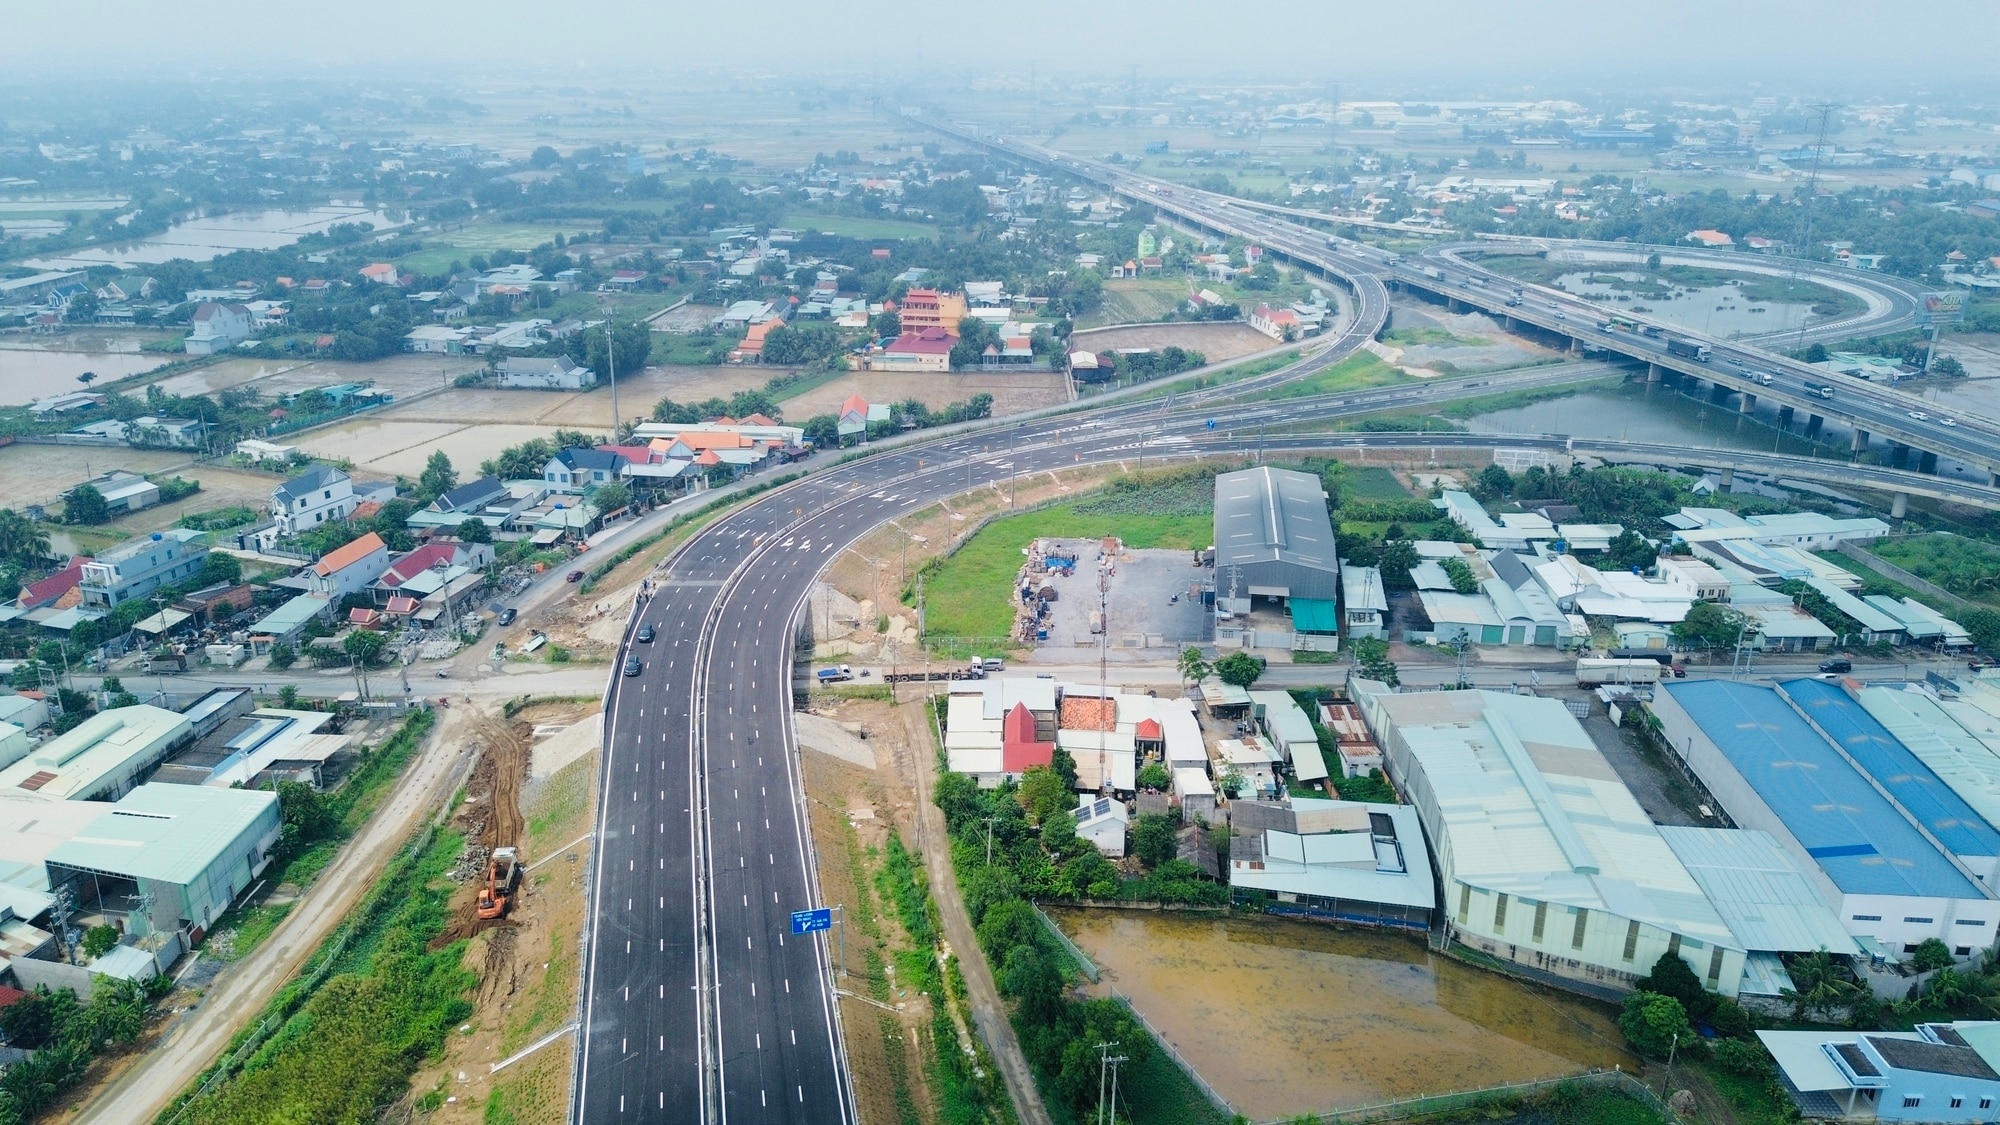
[[1575, 657, 1664, 687]]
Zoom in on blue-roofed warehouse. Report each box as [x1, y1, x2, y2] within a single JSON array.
[[1782, 677, 2000, 875], [1652, 679, 2000, 958]]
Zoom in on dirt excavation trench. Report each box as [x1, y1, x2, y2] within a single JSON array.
[[435, 710, 530, 949]]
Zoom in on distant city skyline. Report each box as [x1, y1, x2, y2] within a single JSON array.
[[7, 0, 1999, 96]]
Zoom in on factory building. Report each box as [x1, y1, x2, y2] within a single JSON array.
[[1356, 682, 1745, 996], [1212, 466, 1340, 619], [0, 706, 194, 802], [1652, 680, 2000, 957], [44, 783, 280, 939]]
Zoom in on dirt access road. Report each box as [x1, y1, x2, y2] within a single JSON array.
[[903, 701, 1054, 1125], [70, 708, 477, 1125]]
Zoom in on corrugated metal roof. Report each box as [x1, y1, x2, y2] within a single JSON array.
[[1374, 690, 1737, 946], [1212, 467, 1337, 572], [1663, 680, 1984, 899], [45, 783, 275, 886], [1656, 826, 1861, 954], [1857, 686, 2000, 837], [1782, 678, 2000, 859]]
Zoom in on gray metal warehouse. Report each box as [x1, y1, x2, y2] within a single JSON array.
[[1212, 466, 1341, 622]]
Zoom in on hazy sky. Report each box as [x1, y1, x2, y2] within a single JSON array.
[[9, 0, 1999, 95]]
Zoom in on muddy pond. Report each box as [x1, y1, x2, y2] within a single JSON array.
[[1053, 910, 1635, 1121]]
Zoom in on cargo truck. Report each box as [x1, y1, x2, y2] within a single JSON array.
[[1575, 657, 1664, 687], [1804, 381, 1836, 399], [1666, 338, 1712, 363]]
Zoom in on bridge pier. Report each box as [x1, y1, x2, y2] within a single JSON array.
[[1991, 470, 2000, 489], [1719, 467, 1735, 489], [1806, 413, 1823, 437], [1891, 492, 1909, 520], [1920, 450, 1938, 475], [1852, 428, 1869, 453], [1646, 363, 1661, 384], [1778, 405, 1795, 430], [1890, 443, 1909, 469], [1739, 393, 1757, 414]]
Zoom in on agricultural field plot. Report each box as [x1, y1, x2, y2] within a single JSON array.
[[393, 221, 597, 276], [1866, 533, 2000, 606], [778, 211, 940, 240], [0, 443, 199, 511], [779, 370, 1070, 419], [1072, 320, 1275, 363], [648, 303, 723, 333], [1342, 466, 1413, 501], [294, 419, 558, 478], [1082, 277, 1194, 327]]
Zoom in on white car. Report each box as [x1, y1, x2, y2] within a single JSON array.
[[1908, 411, 1929, 421], [1942, 417, 1959, 426]]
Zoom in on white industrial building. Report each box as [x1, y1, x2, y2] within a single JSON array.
[[0, 706, 194, 802], [1357, 681, 1746, 996], [1229, 798, 1435, 930]]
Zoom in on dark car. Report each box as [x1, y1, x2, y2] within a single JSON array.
[[567, 570, 585, 583], [497, 607, 518, 626], [623, 656, 643, 677], [636, 624, 655, 643], [1819, 657, 1853, 674]]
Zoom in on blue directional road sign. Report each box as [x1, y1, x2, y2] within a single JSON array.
[[790, 907, 833, 935], [1206, 419, 1217, 430]]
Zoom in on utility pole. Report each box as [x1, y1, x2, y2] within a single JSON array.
[[1791, 102, 1839, 358], [984, 815, 999, 866], [1095, 1041, 1126, 1125], [606, 312, 621, 442]]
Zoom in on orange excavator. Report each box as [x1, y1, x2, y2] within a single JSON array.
[[475, 846, 520, 920]]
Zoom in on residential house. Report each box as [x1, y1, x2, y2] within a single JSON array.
[[370, 541, 494, 604], [307, 533, 390, 603], [543, 448, 627, 491], [18, 558, 90, 610], [897, 288, 967, 334], [1249, 304, 1302, 341], [79, 529, 208, 607], [184, 302, 253, 355], [1685, 229, 1735, 248], [495, 357, 597, 390], [1228, 799, 1436, 930], [1341, 560, 1388, 640], [868, 327, 956, 372], [1072, 797, 1129, 858], [269, 466, 357, 539], [407, 477, 520, 533], [835, 394, 891, 440], [358, 263, 400, 286], [127, 417, 205, 448]]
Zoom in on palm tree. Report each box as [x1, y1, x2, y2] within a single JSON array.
[[0, 509, 51, 565]]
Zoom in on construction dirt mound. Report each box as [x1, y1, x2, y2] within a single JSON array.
[[433, 713, 530, 948]]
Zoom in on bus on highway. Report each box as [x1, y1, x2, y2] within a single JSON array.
[[1599, 314, 1640, 333]]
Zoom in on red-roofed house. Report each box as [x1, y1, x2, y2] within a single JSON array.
[[869, 327, 956, 372], [1684, 229, 1735, 248], [19, 558, 90, 610], [371, 541, 494, 602], [734, 319, 781, 361], [1249, 303, 1302, 341], [308, 532, 390, 601], [359, 263, 400, 286], [1001, 702, 1056, 773]]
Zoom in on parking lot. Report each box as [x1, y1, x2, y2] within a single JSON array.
[[1028, 538, 1211, 659]]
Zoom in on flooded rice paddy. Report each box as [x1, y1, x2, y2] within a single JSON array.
[[1053, 910, 1635, 1121]]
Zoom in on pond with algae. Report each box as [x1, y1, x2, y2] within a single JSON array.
[[1053, 910, 1636, 1122]]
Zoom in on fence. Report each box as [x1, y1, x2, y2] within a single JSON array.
[[1835, 541, 1973, 611], [1106, 984, 1234, 1118], [1028, 903, 1099, 982], [1275, 1067, 1685, 1125]]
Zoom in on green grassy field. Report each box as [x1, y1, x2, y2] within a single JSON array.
[[1342, 465, 1411, 501], [395, 221, 596, 275], [1081, 277, 1191, 327], [779, 211, 939, 240], [1259, 350, 1410, 399], [921, 503, 1213, 638]]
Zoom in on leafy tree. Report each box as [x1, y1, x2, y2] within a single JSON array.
[[1440, 557, 1480, 594], [62, 484, 111, 526], [1132, 812, 1179, 868], [1932, 354, 1966, 377], [418, 450, 457, 499], [1911, 937, 1955, 974], [569, 320, 652, 381], [1215, 651, 1266, 688], [585, 482, 632, 515], [1016, 765, 1073, 826], [341, 629, 385, 667], [269, 645, 297, 672], [1377, 539, 1420, 589], [271, 779, 338, 863], [1618, 991, 1691, 1059], [528, 145, 561, 168], [870, 310, 900, 337], [1672, 602, 1748, 651], [453, 516, 492, 544], [1636, 951, 1715, 1021], [1218, 766, 1247, 799], [1049, 745, 1078, 789], [80, 924, 119, 960], [1596, 529, 1658, 573], [199, 550, 243, 586], [1177, 646, 1211, 689], [1135, 762, 1172, 792], [1472, 463, 1514, 501], [1351, 636, 1401, 687], [1711, 1039, 1773, 1080], [760, 324, 843, 366]]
